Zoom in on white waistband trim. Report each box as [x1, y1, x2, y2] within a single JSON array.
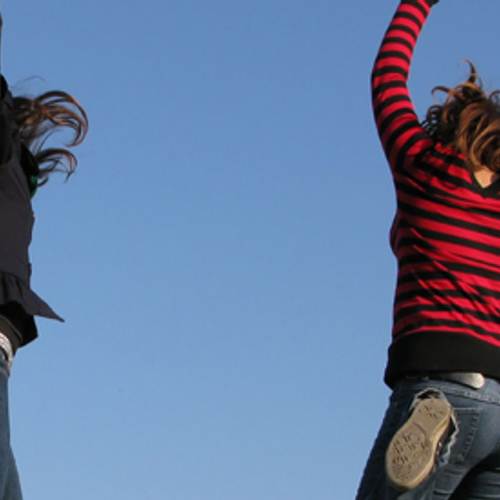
[[0, 332, 13, 371]]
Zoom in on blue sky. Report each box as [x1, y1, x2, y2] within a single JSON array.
[[0, 0, 499, 498]]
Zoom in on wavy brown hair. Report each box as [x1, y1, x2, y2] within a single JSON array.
[[12, 90, 88, 184], [423, 61, 500, 172]]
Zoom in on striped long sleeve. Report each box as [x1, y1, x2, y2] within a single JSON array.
[[372, 0, 500, 387]]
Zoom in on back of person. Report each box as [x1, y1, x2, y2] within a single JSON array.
[[0, 9, 88, 500], [356, 0, 500, 498]]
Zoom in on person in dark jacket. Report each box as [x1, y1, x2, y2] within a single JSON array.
[[357, 0, 500, 498], [0, 10, 88, 499]]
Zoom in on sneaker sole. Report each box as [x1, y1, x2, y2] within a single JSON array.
[[386, 397, 452, 491]]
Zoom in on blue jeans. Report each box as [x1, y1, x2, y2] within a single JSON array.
[[0, 351, 22, 500], [356, 377, 500, 500]]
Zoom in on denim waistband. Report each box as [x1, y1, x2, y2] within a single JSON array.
[[405, 372, 486, 389]]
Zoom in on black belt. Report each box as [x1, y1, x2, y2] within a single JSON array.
[[406, 372, 486, 389]]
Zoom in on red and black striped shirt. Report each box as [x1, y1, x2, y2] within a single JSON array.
[[372, 0, 500, 387]]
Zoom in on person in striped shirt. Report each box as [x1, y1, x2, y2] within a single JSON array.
[[357, 0, 500, 498]]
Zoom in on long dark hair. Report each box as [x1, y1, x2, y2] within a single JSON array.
[[423, 61, 500, 172], [12, 90, 88, 184]]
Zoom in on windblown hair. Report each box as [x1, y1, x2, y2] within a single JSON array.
[[423, 61, 500, 172], [12, 90, 88, 184]]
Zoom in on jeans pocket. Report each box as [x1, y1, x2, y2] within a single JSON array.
[[449, 407, 482, 465]]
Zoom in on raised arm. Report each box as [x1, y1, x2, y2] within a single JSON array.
[[0, 12, 13, 166], [371, 0, 438, 172], [0, 12, 3, 76]]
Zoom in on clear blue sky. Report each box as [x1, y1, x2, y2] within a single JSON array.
[[1, 1, 499, 498]]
